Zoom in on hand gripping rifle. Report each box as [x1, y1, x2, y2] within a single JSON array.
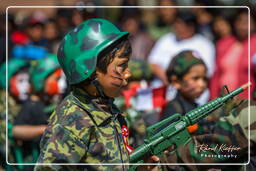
[[129, 83, 250, 170]]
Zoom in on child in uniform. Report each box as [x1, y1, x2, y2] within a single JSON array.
[[161, 50, 208, 133], [35, 18, 158, 171]]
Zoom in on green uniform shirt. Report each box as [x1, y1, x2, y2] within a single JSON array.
[[35, 88, 129, 171]]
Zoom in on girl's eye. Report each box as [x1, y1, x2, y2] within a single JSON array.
[[118, 63, 128, 72], [192, 76, 208, 82], [192, 76, 199, 80], [120, 63, 128, 69]]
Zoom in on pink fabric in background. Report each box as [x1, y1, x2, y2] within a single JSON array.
[[210, 34, 256, 99]]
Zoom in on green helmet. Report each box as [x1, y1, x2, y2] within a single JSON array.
[[128, 59, 153, 81], [0, 58, 29, 89], [57, 18, 129, 85], [30, 54, 60, 92]]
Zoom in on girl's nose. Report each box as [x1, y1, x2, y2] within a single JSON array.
[[198, 78, 207, 89], [124, 68, 131, 80]]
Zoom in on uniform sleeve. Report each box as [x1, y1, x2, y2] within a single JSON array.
[[34, 123, 89, 171]]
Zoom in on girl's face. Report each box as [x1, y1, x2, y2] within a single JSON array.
[[178, 64, 207, 101], [96, 49, 131, 98], [10, 71, 31, 100], [235, 12, 249, 40], [213, 16, 231, 38]]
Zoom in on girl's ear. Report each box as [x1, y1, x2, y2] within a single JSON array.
[[171, 75, 181, 89], [95, 68, 103, 77], [95, 68, 106, 83]]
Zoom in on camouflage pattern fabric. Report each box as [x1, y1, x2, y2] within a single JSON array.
[[0, 90, 21, 122], [160, 99, 255, 171], [0, 90, 22, 170], [166, 50, 205, 79], [35, 88, 129, 171], [0, 91, 6, 153], [0, 95, 5, 170], [0, 90, 21, 150], [128, 59, 153, 82]]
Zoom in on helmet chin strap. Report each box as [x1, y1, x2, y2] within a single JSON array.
[[91, 78, 107, 98]]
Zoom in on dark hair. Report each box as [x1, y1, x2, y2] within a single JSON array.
[[232, 8, 249, 39], [175, 11, 197, 31], [97, 36, 131, 73]]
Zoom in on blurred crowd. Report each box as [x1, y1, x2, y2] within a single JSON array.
[[0, 0, 256, 171]]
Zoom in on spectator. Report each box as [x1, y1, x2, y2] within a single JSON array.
[[147, 0, 177, 40], [148, 11, 215, 104], [44, 19, 60, 53], [71, 7, 97, 27], [26, 18, 49, 49], [0, 58, 31, 171], [0, 14, 6, 65], [55, 9, 72, 37], [13, 54, 66, 170], [121, 12, 155, 60], [71, 9, 85, 26], [212, 15, 232, 41], [210, 9, 256, 99], [191, 1, 215, 40]]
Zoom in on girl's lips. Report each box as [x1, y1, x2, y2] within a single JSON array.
[[110, 76, 128, 89], [113, 85, 127, 91]]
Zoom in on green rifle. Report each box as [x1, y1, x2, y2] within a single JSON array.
[[129, 83, 250, 170]]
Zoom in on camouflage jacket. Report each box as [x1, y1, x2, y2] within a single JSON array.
[[161, 99, 256, 171], [0, 90, 21, 150], [35, 88, 129, 171]]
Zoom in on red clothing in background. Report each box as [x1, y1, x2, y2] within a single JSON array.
[[210, 34, 256, 99]]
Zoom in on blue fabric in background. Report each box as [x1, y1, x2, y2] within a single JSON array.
[[12, 45, 48, 60]]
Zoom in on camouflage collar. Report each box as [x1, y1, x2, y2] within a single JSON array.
[[71, 88, 120, 126]]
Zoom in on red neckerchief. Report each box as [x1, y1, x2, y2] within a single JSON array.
[[121, 125, 134, 154]]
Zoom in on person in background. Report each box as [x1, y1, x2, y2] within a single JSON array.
[[253, 53, 256, 99], [121, 12, 155, 60], [161, 50, 209, 134], [148, 11, 215, 105], [212, 15, 232, 42], [210, 9, 256, 100], [13, 54, 66, 170], [191, 0, 215, 40], [0, 58, 31, 121], [0, 14, 6, 65], [147, 0, 177, 41], [0, 58, 31, 171], [55, 9, 72, 38], [44, 19, 60, 54], [25, 18, 49, 50], [71, 8, 97, 27]]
